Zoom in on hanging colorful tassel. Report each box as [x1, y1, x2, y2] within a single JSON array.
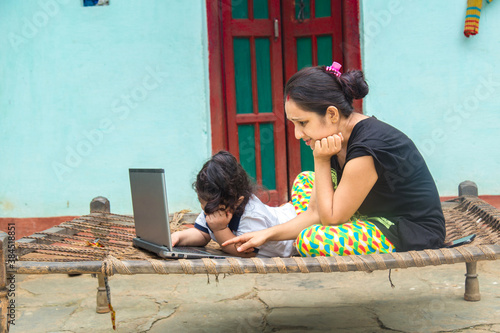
[[86, 239, 104, 247], [104, 276, 117, 330], [464, 0, 494, 37], [464, 0, 483, 37], [108, 303, 116, 331]]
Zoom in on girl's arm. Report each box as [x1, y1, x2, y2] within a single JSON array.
[[171, 228, 211, 247], [212, 228, 256, 257], [205, 210, 256, 257]]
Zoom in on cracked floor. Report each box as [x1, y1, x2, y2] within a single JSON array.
[[8, 260, 500, 333]]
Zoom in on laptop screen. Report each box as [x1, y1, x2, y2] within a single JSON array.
[[129, 169, 172, 250]]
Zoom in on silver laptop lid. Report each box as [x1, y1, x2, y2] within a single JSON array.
[[129, 168, 172, 250]]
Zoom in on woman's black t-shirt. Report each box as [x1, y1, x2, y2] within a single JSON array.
[[331, 116, 446, 251]]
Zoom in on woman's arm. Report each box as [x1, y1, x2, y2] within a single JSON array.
[[222, 188, 321, 253], [315, 155, 378, 225], [312, 134, 378, 225], [171, 228, 211, 247]]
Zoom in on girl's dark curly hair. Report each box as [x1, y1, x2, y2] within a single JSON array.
[[194, 151, 255, 216]]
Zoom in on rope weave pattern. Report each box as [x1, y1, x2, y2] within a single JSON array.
[[358, 255, 376, 272], [226, 257, 243, 274], [439, 248, 456, 265], [292, 256, 309, 273], [179, 259, 195, 274], [423, 249, 441, 266], [272, 257, 288, 273], [316, 256, 333, 272], [10, 196, 499, 276], [455, 247, 475, 263], [391, 252, 408, 269], [477, 245, 497, 260], [370, 253, 388, 270], [408, 251, 426, 267], [250, 258, 267, 274], [201, 258, 218, 276], [350, 255, 368, 271], [146, 258, 168, 274], [334, 256, 349, 272], [102, 255, 131, 276]]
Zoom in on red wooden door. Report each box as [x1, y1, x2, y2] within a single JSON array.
[[282, 0, 344, 188], [221, 0, 288, 206], [207, 0, 360, 205]]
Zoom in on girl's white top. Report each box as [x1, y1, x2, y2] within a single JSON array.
[[194, 195, 298, 257]]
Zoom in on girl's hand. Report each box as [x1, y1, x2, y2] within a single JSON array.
[[206, 210, 233, 232], [313, 133, 344, 160], [171, 231, 180, 247], [222, 229, 270, 253]]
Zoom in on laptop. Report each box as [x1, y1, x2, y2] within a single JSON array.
[[129, 168, 230, 259]]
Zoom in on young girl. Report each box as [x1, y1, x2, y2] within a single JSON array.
[[171, 151, 297, 258]]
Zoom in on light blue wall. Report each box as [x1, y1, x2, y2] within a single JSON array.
[[0, 0, 211, 217], [360, 0, 500, 196], [2, 1, 498, 218]]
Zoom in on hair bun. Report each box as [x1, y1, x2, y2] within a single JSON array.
[[337, 70, 369, 101]]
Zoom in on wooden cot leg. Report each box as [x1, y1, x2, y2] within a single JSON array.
[[458, 181, 481, 302], [0, 233, 10, 332], [464, 262, 481, 301], [96, 274, 110, 313], [90, 197, 111, 314]]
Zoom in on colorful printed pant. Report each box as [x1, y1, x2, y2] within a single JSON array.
[[291, 171, 396, 257]]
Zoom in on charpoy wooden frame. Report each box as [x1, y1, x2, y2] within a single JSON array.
[[0, 182, 499, 332]]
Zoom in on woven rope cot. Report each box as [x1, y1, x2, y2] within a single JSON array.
[[0, 187, 499, 331], [10, 194, 500, 274]]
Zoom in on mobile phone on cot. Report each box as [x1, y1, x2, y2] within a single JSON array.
[[445, 234, 476, 248]]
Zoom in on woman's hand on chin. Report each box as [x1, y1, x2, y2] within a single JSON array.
[[313, 133, 344, 160], [222, 230, 270, 253]]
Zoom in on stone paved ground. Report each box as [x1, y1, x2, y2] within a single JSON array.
[[8, 260, 500, 333]]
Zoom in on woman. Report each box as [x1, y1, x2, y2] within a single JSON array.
[[223, 62, 445, 256]]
